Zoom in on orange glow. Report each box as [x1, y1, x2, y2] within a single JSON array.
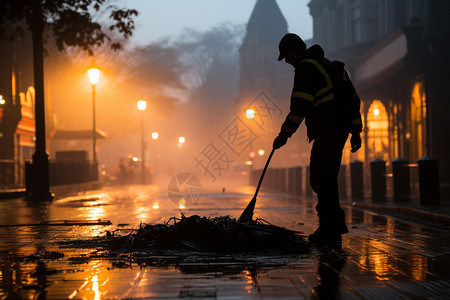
[[367, 100, 389, 161], [410, 255, 427, 281], [137, 99, 147, 111], [178, 198, 186, 209], [258, 149, 265, 156], [246, 108, 255, 119], [88, 68, 100, 85], [411, 81, 426, 160]]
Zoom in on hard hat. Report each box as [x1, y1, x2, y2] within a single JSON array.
[[278, 33, 306, 61]]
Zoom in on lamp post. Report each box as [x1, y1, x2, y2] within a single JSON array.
[[246, 109, 256, 182], [137, 100, 147, 184], [152, 132, 159, 180], [88, 68, 100, 165]]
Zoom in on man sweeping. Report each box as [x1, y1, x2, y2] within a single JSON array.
[[273, 33, 362, 245]]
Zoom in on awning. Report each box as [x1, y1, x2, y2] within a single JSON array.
[[353, 29, 407, 88], [50, 129, 107, 140]]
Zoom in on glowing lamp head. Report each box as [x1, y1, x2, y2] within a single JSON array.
[[246, 108, 255, 119], [178, 136, 185, 144], [374, 108, 380, 116], [152, 132, 159, 140], [258, 149, 265, 156], [0, 95, 5, 105], [137, 100, 147, 111], [88, 68, 100, 85], [249, 151, 256, 159]]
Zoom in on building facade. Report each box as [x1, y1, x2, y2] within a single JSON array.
[[309, 0, 450, 196], [0, 34, 36, 188]]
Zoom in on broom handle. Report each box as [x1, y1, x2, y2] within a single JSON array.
[[254, 148, 275, 198]]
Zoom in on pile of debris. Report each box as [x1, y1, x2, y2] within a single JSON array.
[[103, 214, 311, 254]]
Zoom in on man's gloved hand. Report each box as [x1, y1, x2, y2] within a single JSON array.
[[350, 133, 362, 153], [273, 133, 289, 149]]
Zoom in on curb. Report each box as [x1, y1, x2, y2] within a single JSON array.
[[0, 189, 26, 200], [345, 201, 450, 226]]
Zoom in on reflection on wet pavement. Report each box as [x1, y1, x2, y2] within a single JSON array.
[[1, 185, 449, 299]]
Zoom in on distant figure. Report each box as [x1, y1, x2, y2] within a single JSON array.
[[118, 158, 127, 185], [273, 33, 362, 245], [222, 187, 226, 194]]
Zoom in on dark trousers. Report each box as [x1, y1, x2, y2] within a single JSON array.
[[309, 129, 349, 233]]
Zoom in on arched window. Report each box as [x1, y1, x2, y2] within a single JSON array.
[[367, 100, 389, 161], [410, 81, 427, 160]]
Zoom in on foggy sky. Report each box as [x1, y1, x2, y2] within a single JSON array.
[[123, 0, 313, 46]]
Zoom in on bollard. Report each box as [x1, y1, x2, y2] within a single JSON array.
[[305, 166, 313, 196], [267, 168, 276, 191], [280, 168, 287, 193], [287, 168, 295, 194], [417, 157, 440, 205], [276, 168, 285, 192], [392, 158, 410, 203], [274, 168, 281, 191], [370, 159, 387, 202], [338, 164, 347, 199], [294, 166, 303, 195], [283, 168, 289, 193], [25, 162, 33, 198], [350, 160, 364, 201]]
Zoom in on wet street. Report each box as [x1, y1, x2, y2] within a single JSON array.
[[0, 185, 449, 299]]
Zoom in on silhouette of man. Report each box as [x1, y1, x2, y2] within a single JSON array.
[[273, 33, 362, 244]]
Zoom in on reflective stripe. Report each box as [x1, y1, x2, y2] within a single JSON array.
[[287, 113, 303, 123], [291, 91, 314, 103], [352, 118, 362, 125], [313, 93, 333, 106], [301, 59, 333, 98], [281, 124, 297, 133]]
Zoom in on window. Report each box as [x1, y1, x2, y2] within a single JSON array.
[[349, 0, 362, 44], [367, 100, 390, 161]]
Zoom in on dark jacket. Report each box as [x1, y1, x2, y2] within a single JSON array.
[[279, 45, 362, 141]]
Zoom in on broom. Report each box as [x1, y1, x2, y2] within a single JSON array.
[[238, 147, 275, 223]]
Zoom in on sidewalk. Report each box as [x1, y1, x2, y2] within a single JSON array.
[[0, 181, 101, 200], [2, 186, 450, 226], [0, 188, 26, 199], [1, 186, 449, 299], [342, 198, 450, 226]]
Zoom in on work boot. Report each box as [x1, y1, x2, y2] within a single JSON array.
[[340, 220, 349, 234], [308, 225, 342, 245], [316, 207, 349, 234]]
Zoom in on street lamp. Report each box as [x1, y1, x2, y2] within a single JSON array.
[[88, 67, 100, 164], [178, 136, 185, 148], [152, 132, 159, 180], [246, 108, 255, 119], [137, 99, 147, 184]]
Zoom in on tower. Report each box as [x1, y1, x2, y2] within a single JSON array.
[[238, 0, 291, 110]]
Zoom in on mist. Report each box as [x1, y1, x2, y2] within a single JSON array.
[[42, 22, 256, 191]]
